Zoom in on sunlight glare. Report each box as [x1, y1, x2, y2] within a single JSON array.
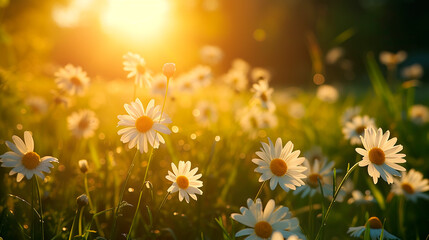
[[101, 0, 170, 41]]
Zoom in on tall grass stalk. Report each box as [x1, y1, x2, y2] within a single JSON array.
[[84, 173, 103, 237], [35, 178, 44, 240]]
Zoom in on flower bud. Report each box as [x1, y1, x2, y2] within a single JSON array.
[[76, 194, 89, 208], [78, 159, 88, 174], [162, 63, 176, 79]]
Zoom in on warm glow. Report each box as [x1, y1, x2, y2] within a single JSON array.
[[101, 0, 170, 41]]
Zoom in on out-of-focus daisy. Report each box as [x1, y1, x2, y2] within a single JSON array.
[[251, 67, 271, 82], [224, 70, 248, 92], [272, 232, 303, 240], [341, 106, 361, 125], [117, 98, 172, 153], [294, 158, 334, 198], [0, 131, 58, 182], [151, 74, 172, 96], [347, 190, 375, 205], [304, 146, 327, 163], [342, 115, 376, 145], [259, 111, 278, 129], [189, 65, 212, 87], [238, 107, 264, 138], [26, 96, 48, 114], [325, 47, 344, 65], [408, 104, 429, 125], [391, 169, 429, 202], [348, 216, 399, 240], [356, 127, 406, 184], [200, 45, 223, 65], [232, 58, 250, 74], [401, 64, 423, 80], [51, 90, 70, 108], [166, 161, 203, 203], [252, 80, 274, 110], [231, 198, 304, 240], [55, 64, 90, 95], [176, 73, 198, 93], [316, 85, 338, 103], [288, 102, 306, 120], [67, 109, 99, 139], [123, 52, 152, 88], [379, 51, 407, 69], [193, 101, 218, 126], [252, 138, 307, 192]]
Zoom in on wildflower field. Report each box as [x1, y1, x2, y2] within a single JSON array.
[[1, 0, 429, 240]]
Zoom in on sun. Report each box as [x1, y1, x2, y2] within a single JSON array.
[[101, 0, 170, 41]]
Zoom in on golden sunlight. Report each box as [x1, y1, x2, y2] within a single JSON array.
[[101, 0, 170, 41]]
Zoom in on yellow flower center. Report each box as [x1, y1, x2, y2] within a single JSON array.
[[254, 221, 272, 238], [401, 183, 415, 194], [70, 76, 82, 86], [135, 116, 154, 133], [368, 147, 385, 165], [270, 158, 287, 176], [260, 92, 268, 102], [308, 173, 323, 189], [137, 64, 146, 75], [22, 152, 40, 170], [176, 175, 189, 189], [78, 118, 89, 130], [366, 217, 382, 229], [356, 126, 366, 135]]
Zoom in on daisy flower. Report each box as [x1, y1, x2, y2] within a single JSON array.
[[193, 101, 218, 127], [55, 64, 90, 95], [252, 80, 274, 110], [176, 73, 198, 93], [348, 217, 399, 240], [224, 70, 248, 92], [391, 169, 429, 202], [408, 104, 429, 125], [316, 85, 338, 103], [232, 58, 250, 74], [67, 109, 99, 139], [231, 198, 304, 240], [166, 161, 203, 203], [123, 52, 152, 88], [200, 45, 223, 65], [252, 138, 307, 192], [237, 107, 265, 139], [0, 131, 58, 182], [304, 146, 327, 163], [189, 65, 212, 87], [251, 67, 271, 82], [341, 106, 361, 125], [342, 115, 376, 145], [294, 158, 334, 198], [356, 127, 406, 184], [401, 63, 423, 80], [259, 111, 278, 129], [26, 96, 48, 114], [288, 102, 306, 120], [347, 190, 375, 205], [379, 51, 407, 69], [117, 98, 172, 153]]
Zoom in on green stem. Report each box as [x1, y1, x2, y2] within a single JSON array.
[[68, 209, 78, 240], [127, 149, 154, 239], [158, 192, 170, 212], [309, 196, 313, 240], [315, 162, 359, 240], [399, 195, 405, 238], [254, 181, 266, 202], [31, 178, 35, 240], [78, 206, 85, 236], [84, 174, 103, 237], [110, 150, 140, 239], [35, 178, 44, 240]]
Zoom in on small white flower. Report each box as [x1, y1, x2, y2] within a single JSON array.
[[294, 158, 334, 198], [193, 101, 218, 127], [341, 106, 361, 125], [166, 161, 203, 203], [356, 127, 406, 184], [232, 58, 250, 74], [0, 131, 58, 182], [251, 67, 271, 82], [123, 52, 152, 88], [55, 64, 90, 95], [347, 190, 375, 205], [189, 65, 212, 87], [342, 115, 376, 145], [348, 217, 399, 240], [252, 80, 274, 110], [176, 73, 198, 93], [67, 109, 99, 139], [231, 198, 304, 240], [401, 63, 423, 80], [252, 138, 307, 192], [409, 104, 429, 125], [200, 45, 223, 65], [26, 96, 48, 114], [316, 85, 338, 103], [224, 69, 248, 92], [379, 51, 407, 69], [117, 98, 171, 153], [391, 169, 429, 202], [325, 47, 344, 65]]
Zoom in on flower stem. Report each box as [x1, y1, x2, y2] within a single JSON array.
[[254, 181, 266, 202], [158, 192, 170, 212], [315, 162, 359, 240], [127, 149, 154, 240], [68, 209, 78, 240], [35, 178, 44, 240], [84, 173, 103, 237], [78, 206, 85, 236], [31, 178, 35, 240], [110, 150, 140, 239]]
